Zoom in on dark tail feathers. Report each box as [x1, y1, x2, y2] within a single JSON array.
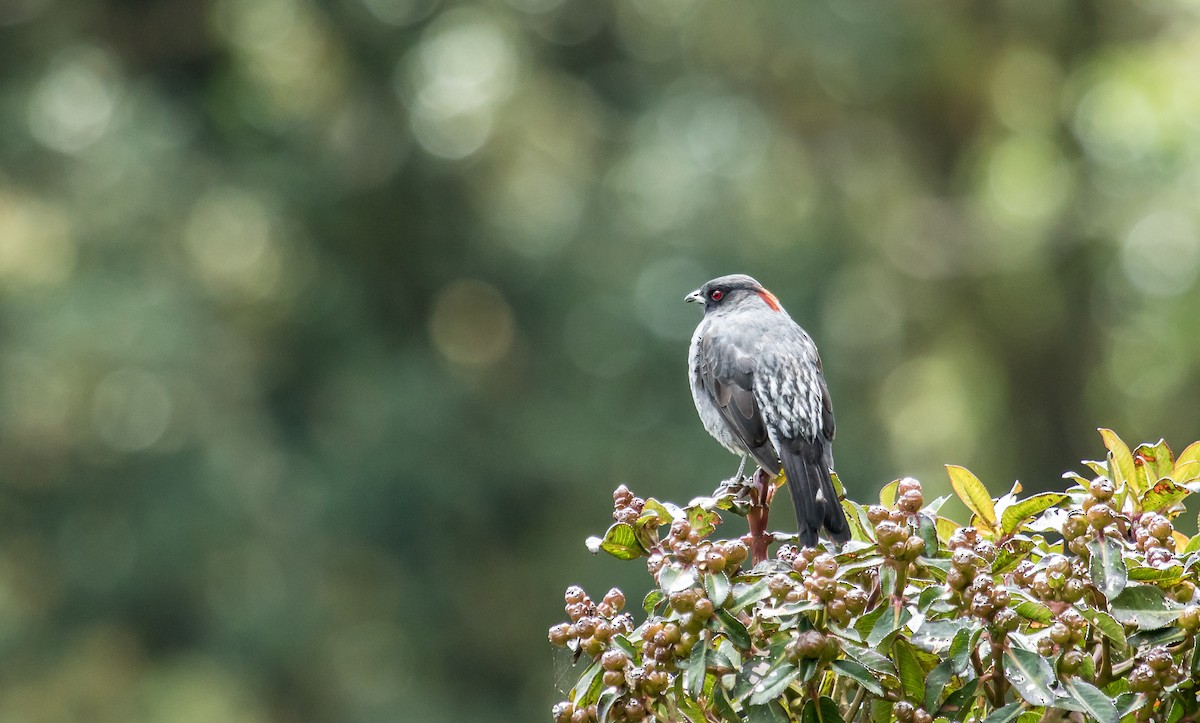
[[780, 443, 851, 547]]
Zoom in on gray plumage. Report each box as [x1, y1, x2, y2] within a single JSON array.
[[686, 274, 850, 547]]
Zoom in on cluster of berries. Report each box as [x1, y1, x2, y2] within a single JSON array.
[[1060, 510, 1091, 556], [1129, 513, 1194, 603], [944, 528, 1017, 633], [892, 700, 934, 723], [783, 628, 840, 665], [1127, 645, 1186, 705], [770, 546, 867, 625], [648, 517, 747, 577], [1012, 553, 1087, 606], [612, 485, 646, 525], [1034, 607, 1087, 662], [1079, 478, 1122, 537], [548, 586, 632, 660], [551, 700, 596, 723], [866, 478, 927, 563]]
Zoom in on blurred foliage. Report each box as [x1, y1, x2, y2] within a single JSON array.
[[0, 0, 1199, 721]]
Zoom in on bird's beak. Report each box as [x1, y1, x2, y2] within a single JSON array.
[[684, 289, 703, 304]]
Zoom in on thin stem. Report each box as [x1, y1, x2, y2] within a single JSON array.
[[989, 632, 1007, 707], [845, 685, 867, 722]]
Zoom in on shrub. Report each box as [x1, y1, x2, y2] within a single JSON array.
[[548, 430, 1200, 722]]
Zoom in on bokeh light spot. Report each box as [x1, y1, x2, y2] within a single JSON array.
[[0, 191, 76, 288], [360, 0, 439, 26], [429, 279, 516, 366], [984, 133, 1071, 227], [27, 46, 119, 154], [990, 46, 1062, 132], [91, 368, 173, 453], [184, 188, 282, 298], [1120, 210, 1200, 297], [400, 9, 518, 159]]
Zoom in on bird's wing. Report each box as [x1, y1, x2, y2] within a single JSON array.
[[754, 327, 849, 545], [696, 333, 780, 474]]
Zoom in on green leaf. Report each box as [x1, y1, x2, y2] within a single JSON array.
[[1010, 591, 1054, 624], [1176, 441, 1200, 471], [935, 516, 961, 544], [686, 506, 721, 538], [659, 565, 698, 594], [880, 479, 900, 508], [999, 492, 1067, 534], [715, 609, 752, 649], [853, 607, 886, 642], [867, 605, 911, 648], [843, 500, 874, 543], [831, 658, 884, 696], [917, 512, 939, 556], [924, 658, 954, 712], [1141, 477, 1189, 513], [711, 686, 741, 723], [1003, 645, 1055, 706], [1110, 584, 1178, 630], [1087, 536, 1127, 600], [841, 641, 898, 677], [589, 522, 645, 560], [1173, 460, 1200, 485], [800, 696, 842, 723], [683, 639, 708, 699], [596, 687, 621, 722], [948, 627, 972, 674], [893, 638, 928, 701], [946, 465, 996, 532], [571, 660, 603, 703], [745, 701, 789, 723], [705, 572, 732, 607], [1126, 563, 1184, 584], [939, 679, 980, 721], [1100, 428, 1140, 498], [981, 701, 1024, 723], [747, 660, 799, 705], [643, 589, 665, 614], [1061, 677, 1118, 723], [728, 577, 771, 613], [1134, 439, 1174, 482], [1079, 607, 1126, 646]]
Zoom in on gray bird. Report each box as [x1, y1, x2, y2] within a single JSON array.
[[686, 274, 851, 547]]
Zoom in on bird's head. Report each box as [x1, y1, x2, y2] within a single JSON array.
[[685, 274, 782, 314]]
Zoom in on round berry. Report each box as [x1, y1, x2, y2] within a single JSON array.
[[1089, 478, 1114, 501], [602, 650, 628, 671], [549, 623, 573, 646], [1144, 647, 1173, 672], [1049, 622, 1072, 646], [565, 586, 587, 605], [898, 489, 924, 514], [1179, 605, 1200, 632], [813, 553, 838, 578], [1037, 637, 1055, 656], [1086, 503, 1114, 529], [553, 701, 574, 723], [1060, 649, 1084, 674]]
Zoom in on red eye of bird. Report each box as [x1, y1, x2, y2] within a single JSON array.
[[710, 289, 723, 301]]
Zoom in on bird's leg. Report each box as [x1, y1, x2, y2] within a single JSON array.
[[734, 455, 747, 482], [746, 468, 773, 565]]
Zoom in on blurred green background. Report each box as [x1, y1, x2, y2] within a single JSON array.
[[2, 0, 1200, 720]]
